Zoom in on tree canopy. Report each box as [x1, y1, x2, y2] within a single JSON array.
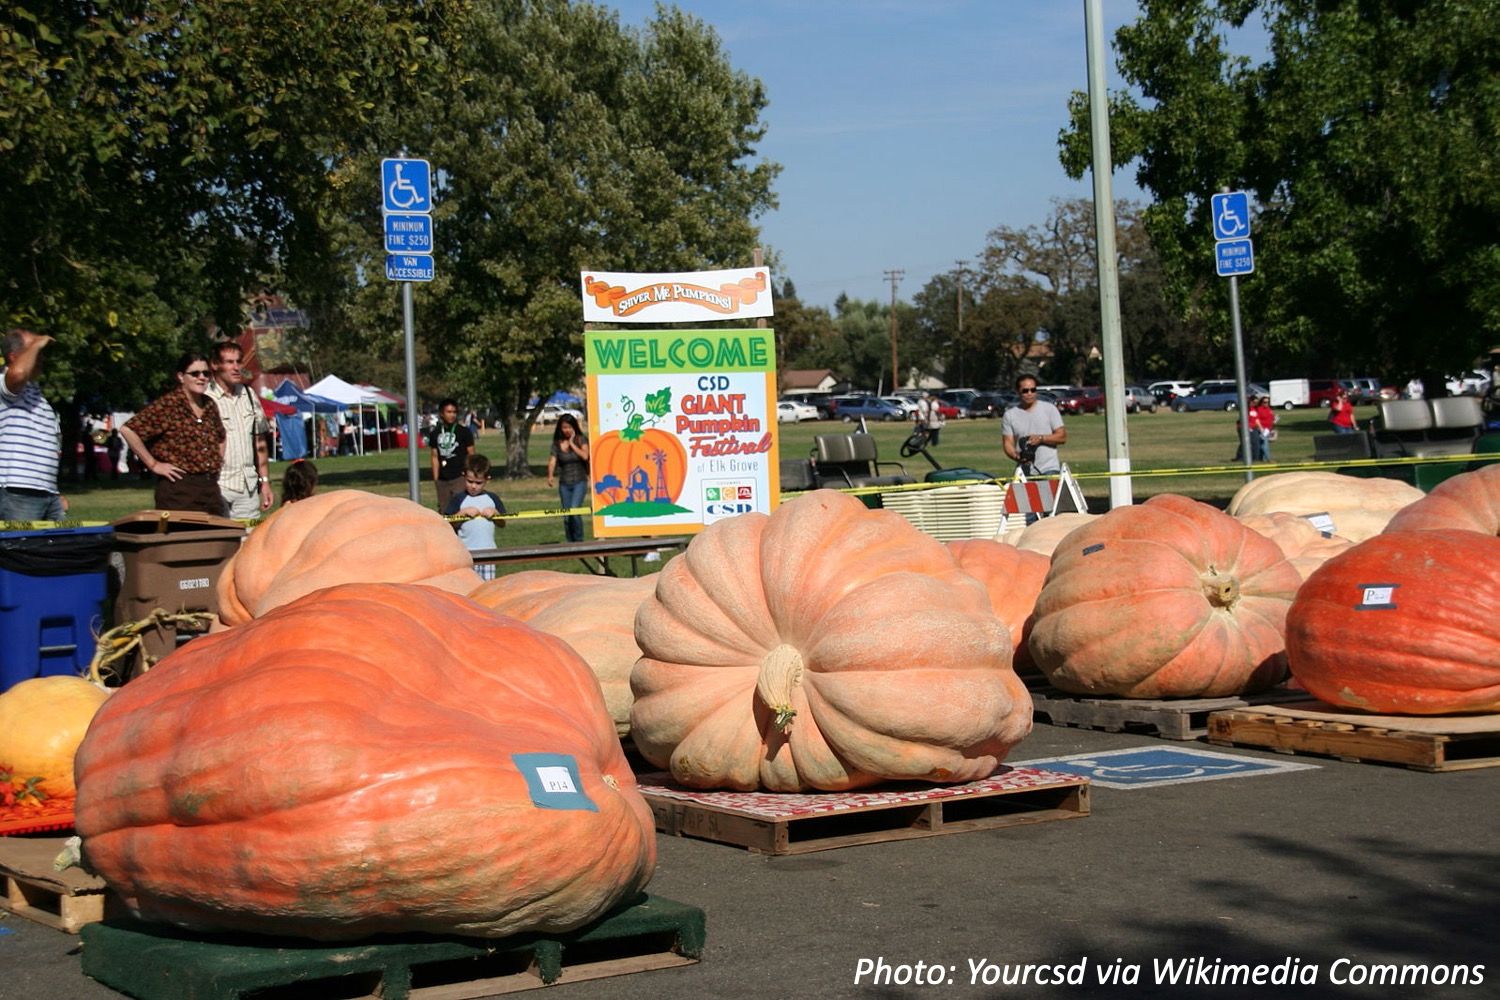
[[1060, 0, 1500, 379]]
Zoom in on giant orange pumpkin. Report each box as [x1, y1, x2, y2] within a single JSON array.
[[630, 489, 1032, 792], [591, 428, 687, 506], [1285, 530, 1500, 714], [946, 539, 1049, 658], [74, 583, 655, 940], [1382, 465, 1500, 537], [1028, 495, 1301, 698], [216, 490, 482, 625], [471, 571, 656, 733]]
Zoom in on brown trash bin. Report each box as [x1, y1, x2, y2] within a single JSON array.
[[111, 510, 246, 666]]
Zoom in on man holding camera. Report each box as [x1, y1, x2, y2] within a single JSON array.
[[1002, 375, 1066, 475]]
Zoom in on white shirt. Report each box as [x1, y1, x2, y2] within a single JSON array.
[[207, 380, 268, 493], [0, 379, 61, 493]]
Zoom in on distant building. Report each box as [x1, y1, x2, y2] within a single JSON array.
[[781, 369, 840, 392]]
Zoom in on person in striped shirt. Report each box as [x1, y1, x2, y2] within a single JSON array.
[[0, 329, 67, 522]]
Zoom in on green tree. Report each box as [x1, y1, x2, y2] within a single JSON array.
[[0, 1, 466, 413], [323, 0, 779, 475], [1061, 0, 1500, 378]]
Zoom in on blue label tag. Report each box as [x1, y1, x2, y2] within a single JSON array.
[[1082, 543, 1105, 556], [513, 753, 598, 812]]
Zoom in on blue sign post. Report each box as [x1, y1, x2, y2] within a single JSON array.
[[1211, 190, 1255, 481], [380, 157, 436, 503]]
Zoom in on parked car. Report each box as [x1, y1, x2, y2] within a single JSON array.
[[1447, 370, 1493, 396], [534, 403, 583, 425], [968, 391, 1016, 418], [776, 400, 818, 423], [831, 395, 905, 422], [1348, 377, 1383, 403], [1148, 380, 1196, 405], [1174, 381, 1267, 412], [1307, 379, 1343, 408], [780, 391, 838, 419], [1055, 386, 1104, 415], [881, 395, 920, 418], [938, 389, 981, 417], [1123, 385, 1158, 413]]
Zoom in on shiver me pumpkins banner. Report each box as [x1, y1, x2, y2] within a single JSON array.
[[585, 329, 779, 537], [580, 268, 773, 324]]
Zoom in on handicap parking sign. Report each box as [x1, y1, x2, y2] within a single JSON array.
[[1210, 191, 1250, 241], [1016, 746, 1317, 790], [382, 157, 432, 215]]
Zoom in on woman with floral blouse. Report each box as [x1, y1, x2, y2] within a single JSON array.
[[120, 351, 227, 514]]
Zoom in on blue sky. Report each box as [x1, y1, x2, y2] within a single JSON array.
[[607, 1, 1157, 310]]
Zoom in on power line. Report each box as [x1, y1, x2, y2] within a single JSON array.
[[884, 269, 904, 390]]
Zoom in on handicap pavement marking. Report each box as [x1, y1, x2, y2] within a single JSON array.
[[1014, 746, 1318, 790]]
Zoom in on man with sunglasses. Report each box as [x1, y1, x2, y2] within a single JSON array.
[[207, 341, 273, 519], [1002, 375, 1067, 475]]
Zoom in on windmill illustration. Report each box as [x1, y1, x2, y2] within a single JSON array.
[[648, 448, 671, 502]]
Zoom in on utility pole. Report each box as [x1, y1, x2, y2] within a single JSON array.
[[884, 268, 904, 389], [954, 259, 970, 387]]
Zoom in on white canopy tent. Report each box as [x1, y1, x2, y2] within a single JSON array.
[[306, 375, 394, 454]]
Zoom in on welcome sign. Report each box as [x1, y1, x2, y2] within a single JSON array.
[[580, 268, 774, 324], [584, 328, 779, 537]]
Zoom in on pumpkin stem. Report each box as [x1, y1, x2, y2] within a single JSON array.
[[1201, 570, 1240, 609], [757, 645, 805, 734]]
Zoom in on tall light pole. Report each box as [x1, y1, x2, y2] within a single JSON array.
[[1085, 0, 1133, 507]]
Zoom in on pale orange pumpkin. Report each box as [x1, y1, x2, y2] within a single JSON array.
[[1226, 472, 1422, 543], [1238, 512, 1354, 582], [1001, 512, 1097, 557], [1382, 465, 1500, 537], [630, 489, 1032, 792], [1029, 495, 1301, 698], [0, 676, 110, 799], [946, 539, 1049, 658], [471, 572, 655, 733], [217, 490, 482, 625]]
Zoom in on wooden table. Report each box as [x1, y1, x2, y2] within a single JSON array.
[[468, 535, 689, 577]]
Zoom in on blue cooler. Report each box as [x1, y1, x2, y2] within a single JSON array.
[[0, 525, 115, 692]]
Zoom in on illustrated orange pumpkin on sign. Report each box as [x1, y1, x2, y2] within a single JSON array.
[[593, 388, 689, 517]]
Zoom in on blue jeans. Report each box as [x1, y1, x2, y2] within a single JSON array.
[[559, 480, 588, 542], [0, 487, 65, 522], [1332, 424, 1356, 434]]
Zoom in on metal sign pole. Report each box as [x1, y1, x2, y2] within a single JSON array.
[[402, 281, 421, 502], [1228, 274, 1253, 482]]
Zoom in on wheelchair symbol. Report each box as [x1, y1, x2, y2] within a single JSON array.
[[386, 163, 426, 211], [1216, 203, 1246, 237], [1069, 759, 1250, 781]]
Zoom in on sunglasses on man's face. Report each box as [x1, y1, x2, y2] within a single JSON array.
[[1019, 388, 1038, 394]]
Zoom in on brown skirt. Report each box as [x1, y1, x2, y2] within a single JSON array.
[[154, 472, 226, 516]]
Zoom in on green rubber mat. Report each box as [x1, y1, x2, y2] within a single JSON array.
[[80, 892, 704, 999]]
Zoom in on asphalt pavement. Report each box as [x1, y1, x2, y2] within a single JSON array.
[[1, 721, 1494, 1000]]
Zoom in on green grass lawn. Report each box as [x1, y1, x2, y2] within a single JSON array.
[[59, 405, 1379, 533]]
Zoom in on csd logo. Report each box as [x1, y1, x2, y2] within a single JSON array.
[[705, 502, 754, 516]]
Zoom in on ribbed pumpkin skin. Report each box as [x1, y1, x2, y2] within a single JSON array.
[[74, 584, 655, 941], [217, 491, 482, 625], [1238, 512, 1354, 582], [1286, 531, 1500, 714], [1226, 471, 1423, 543], [1029, 495, 1301, 698], [946, 540, 1049, 657], [630, 489, 1032, 792], [0, 676, 109, 798], [1383, 465, 1500, 537], [471, 572, 655, 732]]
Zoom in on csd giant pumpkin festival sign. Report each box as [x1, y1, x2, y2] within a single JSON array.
[[584, 328, 779, 537]]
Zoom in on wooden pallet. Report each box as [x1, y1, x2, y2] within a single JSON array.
[[81, 893, 704, 1000], [639, 767, 1089, 855], [0, 835, 119, 934], [1029, 684, 1309, 741], [1207, 701, 1500, 772]]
